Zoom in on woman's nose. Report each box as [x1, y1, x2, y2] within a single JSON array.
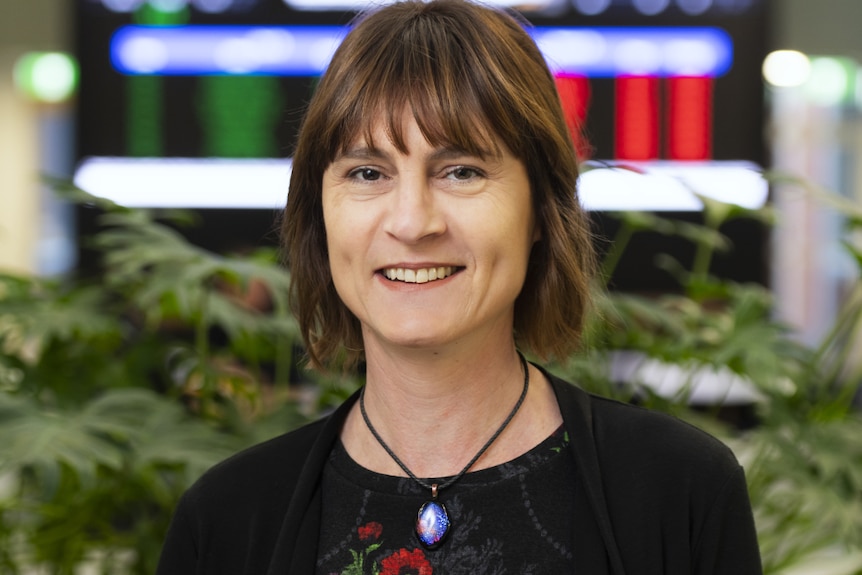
[[383, 177, 447, 243]]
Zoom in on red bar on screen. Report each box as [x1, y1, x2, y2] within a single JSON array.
[[668, 76, 713, 160], [554, 74, 592, 160], [615, 75, 660, 161]]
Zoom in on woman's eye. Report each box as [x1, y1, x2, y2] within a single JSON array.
[[350, 167, 382, 181], [447, 166, 481, 180]]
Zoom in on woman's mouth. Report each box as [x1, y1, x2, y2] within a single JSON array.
[[381, 266, 458, 284]]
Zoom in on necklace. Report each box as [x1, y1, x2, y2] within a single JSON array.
[[359, 352, 530, 549]]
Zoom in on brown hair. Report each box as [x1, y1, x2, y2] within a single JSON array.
[[282, 0, 596, 370]]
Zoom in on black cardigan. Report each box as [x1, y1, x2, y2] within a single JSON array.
[[156, 369, 762, 574]]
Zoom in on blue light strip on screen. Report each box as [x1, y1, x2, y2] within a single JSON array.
[[110, 25, 733, 77], [533, 27, 733, 77], [111, 25, 347, 76]]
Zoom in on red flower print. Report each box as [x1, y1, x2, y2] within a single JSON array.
[[379, 548, 433, 575], [357, 521, 383, 543]]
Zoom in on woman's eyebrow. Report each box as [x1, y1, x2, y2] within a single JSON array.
[[332, 144, 499, 163], [334, 146, 388, 162], [429, 147, 471, 161], [429, 145, 498, 161]]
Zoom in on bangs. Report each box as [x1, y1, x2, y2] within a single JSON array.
[[345, 87, 502, 160], [329, 10, 510, 160]]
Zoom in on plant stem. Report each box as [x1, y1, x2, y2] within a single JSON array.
[[601, 219, 635, 288], [195, 290, 211, 395]]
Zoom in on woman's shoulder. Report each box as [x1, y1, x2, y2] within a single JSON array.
[[548, 370, 742, 479], [157, 410, 348, 573], [593, 393, 740, 472], [545, 372, 761, 573], [181, 414, 333, 510]]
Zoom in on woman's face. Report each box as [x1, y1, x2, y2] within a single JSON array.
[[321, 112, 539, 355]]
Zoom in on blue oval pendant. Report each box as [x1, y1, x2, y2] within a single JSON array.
[[416, 500, 450, 548]]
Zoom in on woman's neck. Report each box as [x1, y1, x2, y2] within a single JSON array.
[[341, 342, 561, 479]]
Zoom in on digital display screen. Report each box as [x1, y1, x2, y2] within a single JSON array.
[[76, 0, 768, 164], [74, 0, 771, 288]]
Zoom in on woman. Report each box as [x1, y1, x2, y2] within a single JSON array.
[[157, 1, 762, 573]]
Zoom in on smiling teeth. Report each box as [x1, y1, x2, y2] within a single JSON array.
[[383, 266, 455, 284]]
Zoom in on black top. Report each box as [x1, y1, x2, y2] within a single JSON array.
[[156, 367, 763, 575], [316, 427, 576, 574]]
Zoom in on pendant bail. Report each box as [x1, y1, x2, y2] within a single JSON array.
[[431, 483, 439, 499]]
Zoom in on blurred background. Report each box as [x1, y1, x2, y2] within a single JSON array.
[[2, 1, 862, 573]]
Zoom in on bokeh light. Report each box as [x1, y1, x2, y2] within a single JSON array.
[[762, 50, 811, 88], [677, 0, 713, 15], [102, 0, 145, 12], [13, 52, 79, 103], [572, 0, 612, 15], [805, 57, 854, 106], [632, 0, 671, 15]]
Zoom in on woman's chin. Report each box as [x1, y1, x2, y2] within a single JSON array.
[[364, 324, 460, 354]]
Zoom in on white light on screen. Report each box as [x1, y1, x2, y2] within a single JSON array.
[[192, 0, 233, 12], [119, 37, 171, 74], [578, 161, 768, 212], [212, 37, 259, 74], [281, 0, 556, 9], [281, 0, 392, 9], [664, 39, 717, 75], [632, 0, 671, 16], [150, 0, 189, 11], [74, 158, 766, 212], [102, 0, 145, 12], [74, 158, 292, 210], [676, 0, 713, 15], [572, 0, 612, 15], [535, 27, 732, 77], [111, 26, 346, 75], [535, 30, 607, 69], [247, 28, 296, 64], [614, 39, 663, 75]]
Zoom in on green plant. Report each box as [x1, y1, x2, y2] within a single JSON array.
[[551, 185, 862, 574], [0, 187, 313, 573]]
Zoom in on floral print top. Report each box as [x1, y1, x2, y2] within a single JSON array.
[[316, 426, 575, 574]]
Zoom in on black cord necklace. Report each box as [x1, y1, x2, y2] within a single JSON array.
[[359, 352, 530, 549]]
